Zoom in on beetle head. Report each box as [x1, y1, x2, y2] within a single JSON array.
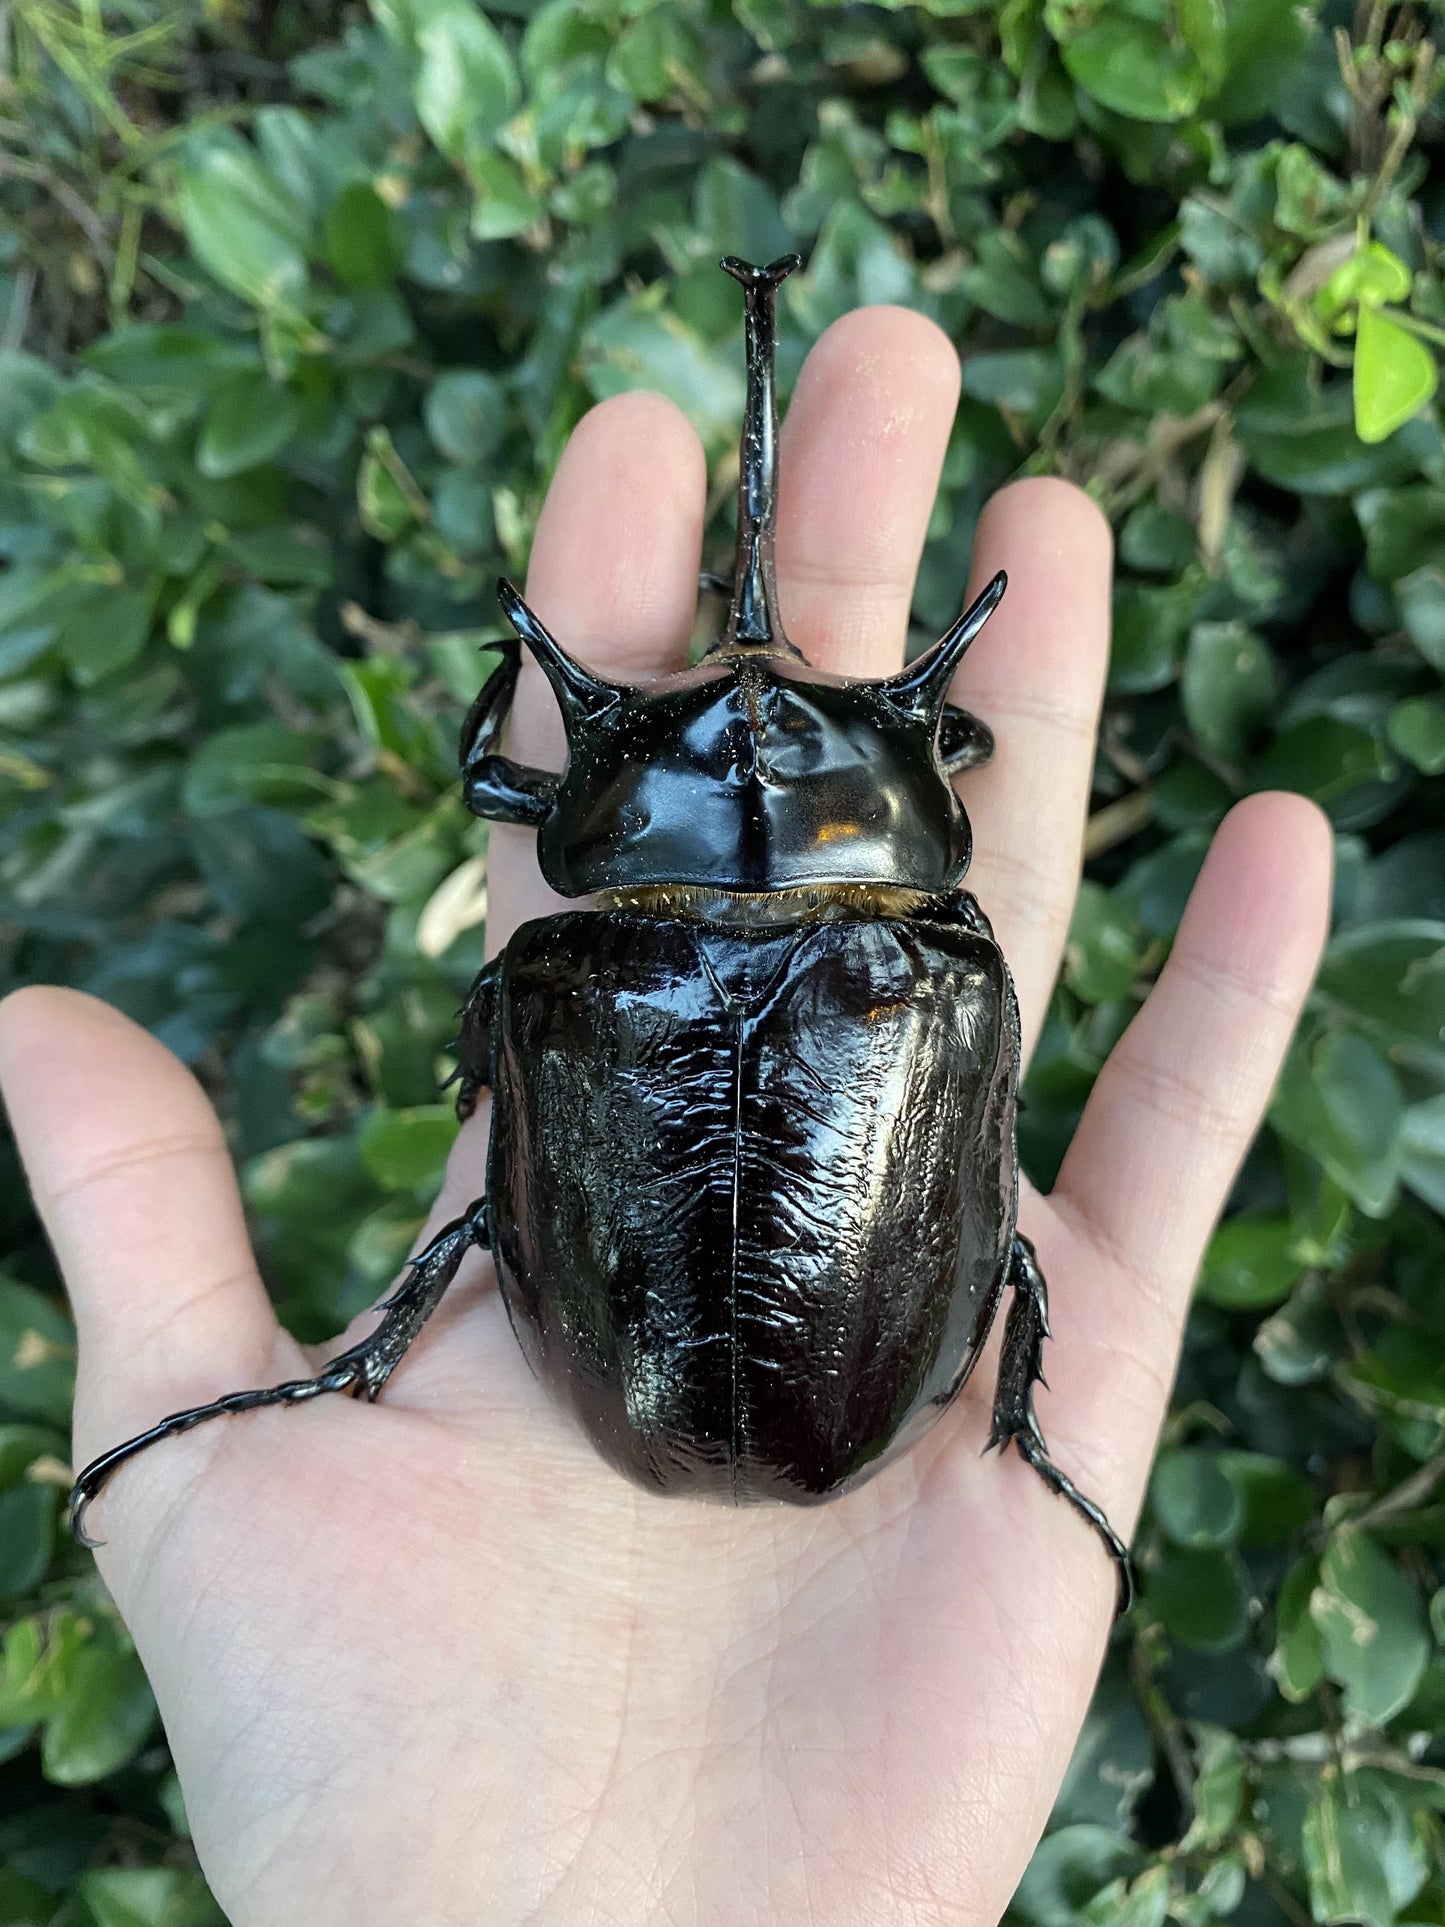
[[499, 571, 1004, 899]]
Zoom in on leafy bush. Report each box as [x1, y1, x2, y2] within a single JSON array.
[[0, 0, 1443, 1920]]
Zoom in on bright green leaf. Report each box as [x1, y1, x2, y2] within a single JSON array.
[[1354, 306, 1439, 445]]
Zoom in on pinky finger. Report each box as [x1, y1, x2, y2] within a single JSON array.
[[1050, 793, 1333, 1376]]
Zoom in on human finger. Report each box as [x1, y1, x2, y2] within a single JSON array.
[[1046, 793, 1332, 1496], [774, 303, 961, 678], [486, 389, 708, 946], [0, 986, 285, 1467], [950, 477, 1114, 1058]]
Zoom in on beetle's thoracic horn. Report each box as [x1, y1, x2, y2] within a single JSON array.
[[714, 252, 804, 659], [878, 571, 1008, 718], [496, 577, 620, 721]]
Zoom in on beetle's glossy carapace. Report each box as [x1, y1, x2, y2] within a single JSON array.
[[488, 898, 1016, 1499]]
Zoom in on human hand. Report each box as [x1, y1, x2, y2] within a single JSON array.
[[0, 303, 1332, 1926]]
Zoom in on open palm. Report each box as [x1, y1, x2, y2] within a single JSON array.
[[0, 304, 1332, 1927]]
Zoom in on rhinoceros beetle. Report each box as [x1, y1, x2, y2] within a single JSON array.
[[72, 254, 1132, 1607]]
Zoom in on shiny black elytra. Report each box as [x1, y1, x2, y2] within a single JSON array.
[[72, 254, 1132, 1607]]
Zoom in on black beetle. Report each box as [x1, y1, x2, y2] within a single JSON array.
[[71, 254, 1131, 1605]]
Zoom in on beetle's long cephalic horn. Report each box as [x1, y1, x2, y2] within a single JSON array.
[[714, 252, 804, 658], [879, 571, 1008, 719], [496, 577, 620, 722]]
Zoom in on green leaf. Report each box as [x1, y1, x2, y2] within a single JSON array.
[[198, 374, 302, 479], [1400, 1093, 1445, 1214], [1146, 1544, 1252, 1651], [959, 348, 1065, 422], [359, 1105, 458, 1193], [1235, 358, 1429, 494], [1108, 578, 1197, 695], [1216, 0, 1316, 123], [1083, 1863, 1171, 1927], [1271, 1554, 1326, 1700], [1052, 1664, 1154, 1829], [1302, 1776, 1431, 1927], [1011, 1824, 1140, 1927], [467, 152, 544, 240], [607, 4, 706, 104], [323, 182, 403, 290], [57, 585, 152, 687], [358, 439, 423, 542], [1311, 1532, 1430, 1724], [1151, 1450, 1245, 1548], [1356, 486, 1445, 587], [1058, 13, 1209, 122], [1250, 715, 1382, 804], [1219, 1453, 1315, 1545], [1254, 1276, 1338, 1386], [1316, 241, 1411, 324], [693, 159, 791, 264], [1395, 565, 1445, 673], [1316, 921, 1445, 1074], [581, 291, 745, 448], [1199, 1217, 1303, 1311], [959, 230, 1052, 329], [424, 369, 506, 464], [174, 133, 310, 313], [78, 1867, 226, 1927], [0, 1611, 83, 1727], [1354, 305, 1439, 446], [42, 1639, 157, 1785], [1063, 882, 1141, 1004], [1181, 621, 1279, 762], [0, 1483, 56, 1596], [1180, 1724, 1244, 1850], [1271, 1028, 1403, 1218], [414, 0, 519, 172], [1387, 694, 1445, 775], [182, 723, 326, 815], [0, 1280, 75, 1423]]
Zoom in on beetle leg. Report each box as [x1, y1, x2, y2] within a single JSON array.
[[69, 1199, 491, 1547], [441, 958, 499, 1121], [986, 1233, 1136, 1614], [940, 889, 996, 940], [939, 703, 995, 775], [460, 637, 558, 827]]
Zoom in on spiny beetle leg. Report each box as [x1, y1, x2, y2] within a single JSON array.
[[986, 1232, 1136, 1615], [441, 959, 499, 1122], [69, 1199, 491, 1548], [939, 703, 995, 775]]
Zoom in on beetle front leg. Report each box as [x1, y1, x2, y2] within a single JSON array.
[[441, 957, 499, 1121], [460, 637, 558, 827], [69, 1198, 491, 1546], [939, 702, 994, 774], [986, 1233, 1135, 1612]]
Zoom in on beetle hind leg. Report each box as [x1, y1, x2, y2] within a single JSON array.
[[69, 1198, 491, 1547], [986, 1234, 1135, 1613]]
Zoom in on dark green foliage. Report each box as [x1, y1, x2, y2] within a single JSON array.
[[0, 0, 1442, 1918]]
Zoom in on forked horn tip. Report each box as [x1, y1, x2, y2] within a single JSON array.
[[719, 253, 803, 289]]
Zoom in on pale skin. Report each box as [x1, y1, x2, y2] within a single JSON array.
[[0, 304, 1333, 1927]]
